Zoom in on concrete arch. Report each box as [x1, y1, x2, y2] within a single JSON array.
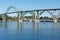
[[40, 11, 54, 18], [6, 6, 19, 13], [21, 11, 34, 17]]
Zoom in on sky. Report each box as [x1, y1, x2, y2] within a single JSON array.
[[0, 0, 60, 17]]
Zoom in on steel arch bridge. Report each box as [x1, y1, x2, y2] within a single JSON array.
[[1, 6, 60, 23]]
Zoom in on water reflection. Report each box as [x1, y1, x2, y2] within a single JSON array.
[[32, 22, 39, 30], [1, 22, 9, 40], [17, 21, 40, 40], [0, 22, 60, 40], [17, 22, 23, 30], [32, 22, 39, 40], [17, 22, 23, 40], [50, 25, 59, 40], [53, 22, 58, 27], [2, 22, 7, 29]]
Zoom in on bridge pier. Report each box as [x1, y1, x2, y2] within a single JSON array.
[[33, 11, 39, 29], [18, 12, 23, 23], [2, 14, 7, 22], [53, 15, 58, 23], [17, 12, 23, 29], [34, 11, 39, 23], [53, 18, 58, 23]]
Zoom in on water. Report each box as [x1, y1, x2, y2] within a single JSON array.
[[0, 22, 60, 40]]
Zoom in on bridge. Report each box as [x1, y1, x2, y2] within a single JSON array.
[[1, 6, 60, 23]]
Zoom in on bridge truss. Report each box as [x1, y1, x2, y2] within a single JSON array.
[[1, 6, 60, 23]]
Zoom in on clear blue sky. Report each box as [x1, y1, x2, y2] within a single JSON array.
[[0, 0, 60, 17], [0, 0, 60, 13]]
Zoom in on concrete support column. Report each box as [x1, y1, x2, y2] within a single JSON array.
[[32, 11, 39, 30], [53, 18, 58, 23], [34, 11, 39, 23], [17, 12, 22, 22], [2, 14, 7, 22], [53, 15, 58, 23], [20, 12, 23, 23], [17, 12, 22, 30]]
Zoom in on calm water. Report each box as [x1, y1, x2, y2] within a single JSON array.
[[0, 22, 60, 40]]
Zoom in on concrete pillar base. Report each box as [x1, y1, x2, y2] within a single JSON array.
[[53, 19, 58, 23]]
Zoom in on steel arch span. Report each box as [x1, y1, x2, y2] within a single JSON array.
[[6, 6, 19, 13]]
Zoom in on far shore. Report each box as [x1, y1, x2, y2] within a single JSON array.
[[0, 20, 60, 22]]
